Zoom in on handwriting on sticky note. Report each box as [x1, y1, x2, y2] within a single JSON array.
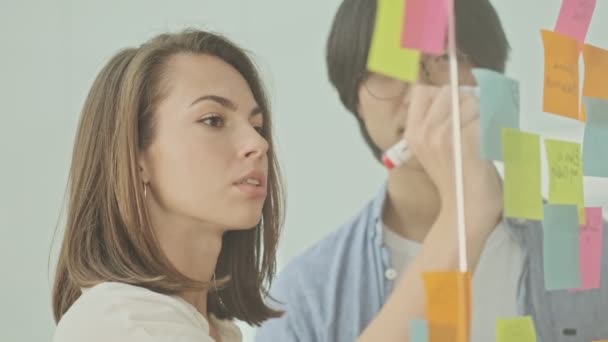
[[409, 320, 429, 342], [502, 128, 543, 220], [541, 30, 580, 119], [543, 204, 581, 290], [368, 0, 420, 82], [575, 207, 603, 290], [545, 138, 585, 223], [496, 316, 537, 342], [583, 98, 608, 177], [423, 272, 471, 342], [583, 44, 608, 99], [555, 0, 597, 44], [472, 69, 520, 161], [401, 0, 447, 55]]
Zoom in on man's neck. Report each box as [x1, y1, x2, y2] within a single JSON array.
[[382, 166, 442, 243]]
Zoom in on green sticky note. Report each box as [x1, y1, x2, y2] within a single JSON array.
[[502, 128, 543, 220], [472, 69, 520, 161], [409, 319, 428, 342], [367, 0, 420, 82], [543, 204, 581, 290], [545, 138, 585, 224], [496, 316, 537, 342], [583, 97, 608, 177]]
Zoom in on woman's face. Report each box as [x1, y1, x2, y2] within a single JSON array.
[[140, 53, 269, 232], [357, 54, 477, 169]]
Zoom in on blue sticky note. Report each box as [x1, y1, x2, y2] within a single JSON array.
[[409, 319, 428, 342], [543, 204, 581, 290], [472, 69, 520, 161], [583, 97, 608, 177]]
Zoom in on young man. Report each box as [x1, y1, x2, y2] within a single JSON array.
[[256, 0, 608, 341]]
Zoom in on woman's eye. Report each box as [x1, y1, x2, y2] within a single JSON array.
[[200, 115, 224, 128], [254, 126, 264, 135]]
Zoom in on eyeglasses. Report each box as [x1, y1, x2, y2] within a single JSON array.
[[360, 60, 431, 101], [361, 72, 413, 101], [361, 53, 469, 101]]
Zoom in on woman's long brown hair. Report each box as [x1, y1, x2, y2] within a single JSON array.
[[52, 29, 284, 326]]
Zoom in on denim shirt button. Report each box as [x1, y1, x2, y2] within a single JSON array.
[[385, 268, 397, 280]]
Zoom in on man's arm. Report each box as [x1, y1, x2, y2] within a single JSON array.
[[255, 271, 309, 342]]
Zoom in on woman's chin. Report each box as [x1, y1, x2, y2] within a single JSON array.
[[225, 214, 262, 231]]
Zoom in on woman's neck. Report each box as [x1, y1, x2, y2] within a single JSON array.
[[149, 205, 224, 318]]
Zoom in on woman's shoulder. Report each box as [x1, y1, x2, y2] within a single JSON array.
[[53, 282, 214, 342]]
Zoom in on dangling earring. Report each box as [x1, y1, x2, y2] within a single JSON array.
[[143, 183, 148, 198], [213, 272, 227, 310]]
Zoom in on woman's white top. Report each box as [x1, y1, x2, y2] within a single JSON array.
[[53, 282, 242, 342]]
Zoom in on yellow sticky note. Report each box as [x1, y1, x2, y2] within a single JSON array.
[[496, 316, 537, 342], [545, 139, 586, 224], [541, 30, 580, 120], [502, 128, 543, 220], [367, 0, 420, 82], [423, 271, 471, 342]]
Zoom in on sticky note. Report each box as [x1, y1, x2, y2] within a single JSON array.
[[573, 207, 603, 291], [401, 0, 447, 55], [554, 0, 597, 44], [502, 128, 543, 220], [495, 316, 537, 342], [472, 69, 520, 161], [543, 204, 581, 291], [583, 98, 608, 177], [368, 0, 420, 82], [583, 44, 608, 99], [409, 320, 429, 342], [423, 271, 470, 342], [545, 138, 585, 223], [580, 43, 608, 122], [541, 30, 580, 119]]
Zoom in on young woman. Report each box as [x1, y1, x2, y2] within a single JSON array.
[[52, 29, 284, 342]]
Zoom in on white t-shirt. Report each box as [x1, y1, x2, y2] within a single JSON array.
[[53, 282, 242, 342], [383, 220, 524, 342]]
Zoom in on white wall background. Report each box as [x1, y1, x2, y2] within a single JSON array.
[[0, 1, 606, 341]]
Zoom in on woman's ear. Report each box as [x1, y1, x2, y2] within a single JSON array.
[[138, 154, 151, 185]]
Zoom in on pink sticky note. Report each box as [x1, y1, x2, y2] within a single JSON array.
[[554, 0, 597, 45], [401, 0, 448, 55], [572, 207, 603, 291]]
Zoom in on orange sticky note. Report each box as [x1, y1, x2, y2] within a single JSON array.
[[581, 102, 587, 121], [423, 271, 471, 342], [583, 44, 608, 99], [541, 30, 580, 120], [580, 43, 608, 122]]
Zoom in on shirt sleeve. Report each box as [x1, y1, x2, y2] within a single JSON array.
[[255, 269, 313, 342]]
